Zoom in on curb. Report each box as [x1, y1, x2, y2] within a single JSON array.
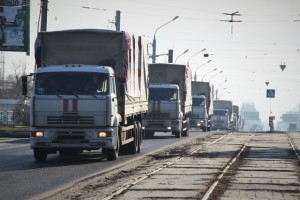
[[0, 131, 30, 138]]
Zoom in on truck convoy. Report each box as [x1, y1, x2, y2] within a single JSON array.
[[142, 63, 192, 138], [190, 81, 214, 131], [212, 100, 233, 130], [22, 29, 149, 162]]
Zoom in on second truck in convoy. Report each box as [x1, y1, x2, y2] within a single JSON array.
[[190, 81, 214, 131], [142, 63, 192, 138]]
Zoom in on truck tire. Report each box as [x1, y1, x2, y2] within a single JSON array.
[[202, 127, 207, 132], [145, 131, 154, 138], [127, 122, 139, 154], [173, 130, 181, 138], [182, 118, 190, 137], [105, 136, 120, 161], [207, 125, 211, 131], [34, 149, 48, 162], [137, 122, 142, 153]]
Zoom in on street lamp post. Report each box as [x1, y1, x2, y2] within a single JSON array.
[[175, 49, 189, 63], [216, 79, 227, 89], [218, 91, 231, 100], [187, 48, 206, 66], [215, 79, 227, 100], [202, 68, 217, 81], [193, 60, 212, 81], [152, 16, 179, 63], [208, 70, 223, 82], [215, 86, 227, 100]]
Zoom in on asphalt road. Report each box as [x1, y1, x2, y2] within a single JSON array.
[[0, 131, 210, 200]]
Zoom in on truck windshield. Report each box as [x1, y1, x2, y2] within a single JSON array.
[[192, 97, 205, 106], [35, 72, 109, 95], [213, 110, 228, 116], [149, 88, 178, 101]]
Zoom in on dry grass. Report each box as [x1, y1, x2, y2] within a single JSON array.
[[0, 125, 29, 132]]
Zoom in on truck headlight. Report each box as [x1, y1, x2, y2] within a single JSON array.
[[98, 132, 112, 138], [31, 131, 44, 137]]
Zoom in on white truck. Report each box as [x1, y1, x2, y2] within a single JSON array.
[[142, 63, 192, 138], [22, 29, 148, 162], [212, 100, 233, 130], [190, 81, 214, 131]]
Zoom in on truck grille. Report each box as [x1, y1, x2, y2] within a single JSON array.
[[148, 112, 170, 118], [190, 114, 200, 118], [48, 115, 94, 125], [148, 121, 164, 126]]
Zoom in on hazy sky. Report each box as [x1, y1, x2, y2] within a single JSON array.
[[5, 0, 300, 123]]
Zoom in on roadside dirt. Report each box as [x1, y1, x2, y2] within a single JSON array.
[[42, 136, 209, 200]]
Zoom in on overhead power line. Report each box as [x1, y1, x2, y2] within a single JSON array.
[[220, 11, 242, 37]]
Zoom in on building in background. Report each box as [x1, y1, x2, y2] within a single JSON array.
[[0, 98, 26, 125]]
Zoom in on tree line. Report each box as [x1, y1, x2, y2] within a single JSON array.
[[0, 61, 31, 126]]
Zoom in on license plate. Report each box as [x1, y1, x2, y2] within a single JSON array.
[[61, 140, 80, 144]]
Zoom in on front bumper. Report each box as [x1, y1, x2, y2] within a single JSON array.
[[30, 127, 114, 149], [190, 118, 207, 128], [143, 119, 181, 132]]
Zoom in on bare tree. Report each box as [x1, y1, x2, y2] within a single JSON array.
[[13, 102, 30, 126], [1, 60, 27, 99]]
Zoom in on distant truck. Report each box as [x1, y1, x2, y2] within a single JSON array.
[[288, 124, 297, 132], [212, 100, 233, 130], [242, 111, 261, 131], [232, 105, 240, 131], [211, 109, 230, 130], [190, 81, 214, 131], [142, 63, 192, 138], [22, 29, 148, 162]]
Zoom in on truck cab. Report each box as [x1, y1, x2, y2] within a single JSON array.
[[190, 95, 208, 131], [211, 109, 230, 130], [143, 83, 183, 138], [27, 65, 122, 161]]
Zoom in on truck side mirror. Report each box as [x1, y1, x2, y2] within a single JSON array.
[[21, 76, 27, 96]]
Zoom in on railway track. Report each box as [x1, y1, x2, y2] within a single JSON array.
[[43, 132, 300, 200], [99, 132, 300, 200]]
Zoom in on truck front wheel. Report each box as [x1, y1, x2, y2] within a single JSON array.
[[105, 136, 120, 161], [173, 130, 181, 138], [34, 149, 48, 162], [144, 131, 154, 138], [182, 118, 190, 137]]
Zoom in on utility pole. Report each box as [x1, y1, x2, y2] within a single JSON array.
[[220, 11, 242, 37], [115, 10, 121, 31], [40, 0, 48, 32], [82, 7, 120, 31], [0, 51, 4, 86]]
